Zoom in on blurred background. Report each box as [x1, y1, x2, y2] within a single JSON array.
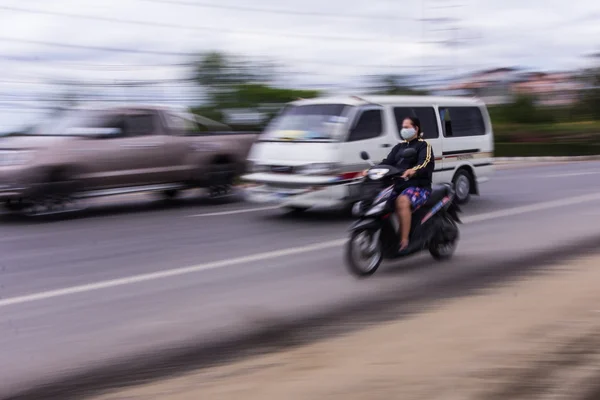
[[1, 0, 598, 156], [3, 2, 600, 399]]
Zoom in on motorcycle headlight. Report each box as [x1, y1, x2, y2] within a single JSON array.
[[367, 168, 389, 181], [0, 150, 34, 167], [298, 162, 339, 175]]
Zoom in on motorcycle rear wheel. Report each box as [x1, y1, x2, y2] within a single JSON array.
[[345, 229, 383, 277], [429, 219, 459, 261]]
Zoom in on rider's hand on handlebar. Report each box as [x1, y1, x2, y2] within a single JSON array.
[[401, 169, 416, 180]]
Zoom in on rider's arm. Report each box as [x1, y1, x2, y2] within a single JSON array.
[[380, 144, 399, 166], [411, 141, 434, 178]]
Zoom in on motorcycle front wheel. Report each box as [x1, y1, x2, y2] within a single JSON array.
[[345, 229, 383, 277]]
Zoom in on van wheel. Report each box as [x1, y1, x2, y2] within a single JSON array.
[[452, 170, 472, 205]]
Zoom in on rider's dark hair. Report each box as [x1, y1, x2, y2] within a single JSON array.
[[404, 116, 422, 136]]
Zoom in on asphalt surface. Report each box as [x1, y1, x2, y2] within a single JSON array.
[[2, 161, 600, 397]]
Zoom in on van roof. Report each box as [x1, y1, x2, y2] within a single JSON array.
[[291, 95, 485, 107]]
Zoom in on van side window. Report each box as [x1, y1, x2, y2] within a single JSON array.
[[439, 107, 485, 137], [347, 109, 383, 142], [393, 107, 439, 139]]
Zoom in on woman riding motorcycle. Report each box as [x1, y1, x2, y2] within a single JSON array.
[[379, 116, 435, 251]]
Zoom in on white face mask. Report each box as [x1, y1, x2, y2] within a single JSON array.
[[400, 128, 417, 140]]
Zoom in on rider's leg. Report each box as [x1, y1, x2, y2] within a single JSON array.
[[396, 194, 412, 251]]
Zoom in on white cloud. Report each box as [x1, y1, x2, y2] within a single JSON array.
[[0, 0, 599, 131]]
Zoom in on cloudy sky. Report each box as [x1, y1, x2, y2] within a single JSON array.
[[0, 0, 599, 132]]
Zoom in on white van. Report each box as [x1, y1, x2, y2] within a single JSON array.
[[242, 95, 494, 211]]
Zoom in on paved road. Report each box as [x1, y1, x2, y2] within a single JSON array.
[[2, 162, 600, 397]]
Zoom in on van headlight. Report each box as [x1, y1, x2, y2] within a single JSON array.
[[249, 161, 268, 173], [298, 163, 339, 175], [0, 150, 34, 167]]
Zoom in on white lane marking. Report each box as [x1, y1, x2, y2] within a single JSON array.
[[2, 192, 600, 308], [495, 170, 600, 180], [190, 206, 280, 217], [543, 171, 600, 178], [462, 191, 600, 224], [0, 239, 346, 308]]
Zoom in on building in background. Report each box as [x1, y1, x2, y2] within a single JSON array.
[[436, 67, 584, 106], [512, 72, 584, 106], [437, 67, 521, 105]]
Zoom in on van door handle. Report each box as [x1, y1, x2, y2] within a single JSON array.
[[381, 143, 392, 148]]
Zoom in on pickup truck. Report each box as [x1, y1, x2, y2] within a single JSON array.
[[0, 105, 259, 216]]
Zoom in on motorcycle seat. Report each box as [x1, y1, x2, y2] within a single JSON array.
[[423, 185, 451, 207]]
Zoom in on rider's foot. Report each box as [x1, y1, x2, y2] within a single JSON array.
[[399, 239, 409, 252]]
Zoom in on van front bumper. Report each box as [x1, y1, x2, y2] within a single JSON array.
[[243, 183, 355, 209], [241, 172, 363, 209]]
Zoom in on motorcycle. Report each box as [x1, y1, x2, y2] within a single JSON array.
[[345, 150, 462, 277]]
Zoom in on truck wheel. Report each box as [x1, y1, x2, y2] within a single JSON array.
[[285, 206, 309, 214], [23, 170, 83, 217], [161, 189, 180, 200], [206, 162, 236, 200], [452, 169, 472, 205]]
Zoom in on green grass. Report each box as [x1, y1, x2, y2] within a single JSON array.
[[494, 143, 600, 157], [493, 121, 600, 145]]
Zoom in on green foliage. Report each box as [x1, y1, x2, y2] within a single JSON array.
[[490, 95, 556, 124], [194, 51, 274, 92], [495, 143, 600, 157], [223, 84, 319, 109], [573, 69, 600, 120], [192, 51, 321, 128], [369, 74, 429, 95]]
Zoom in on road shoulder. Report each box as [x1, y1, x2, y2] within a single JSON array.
[[91, 253, 600, 400]]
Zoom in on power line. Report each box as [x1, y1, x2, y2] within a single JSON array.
[[0, 36, 195, 56], [137, 0, 404, 21], [0, 5, 402, 43], [0, 35, 456, 72], [0, 56, 191, 70]]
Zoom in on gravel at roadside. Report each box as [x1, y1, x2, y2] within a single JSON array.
[[91, 253, 600, 400]]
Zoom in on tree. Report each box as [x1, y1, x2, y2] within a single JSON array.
[[576, 68, 600, 120], [221, 83, 319, 109], [191, 51, 321, 128], [194, 51, 277, 106], [368, 74, 429, 95]]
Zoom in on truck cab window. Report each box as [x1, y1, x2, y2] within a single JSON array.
[[101, 115, 125, 131], [124, 114, 156, 137]]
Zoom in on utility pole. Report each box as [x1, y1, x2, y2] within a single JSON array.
[[421, 0, 464, 84]]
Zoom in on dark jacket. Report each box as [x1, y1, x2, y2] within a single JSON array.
[[380, 139, 434, 190]]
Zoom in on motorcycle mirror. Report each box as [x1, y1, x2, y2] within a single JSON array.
[[360, 151, 370, 160]]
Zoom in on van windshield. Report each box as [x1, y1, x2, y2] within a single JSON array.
[[261, 104, 349, 142]]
